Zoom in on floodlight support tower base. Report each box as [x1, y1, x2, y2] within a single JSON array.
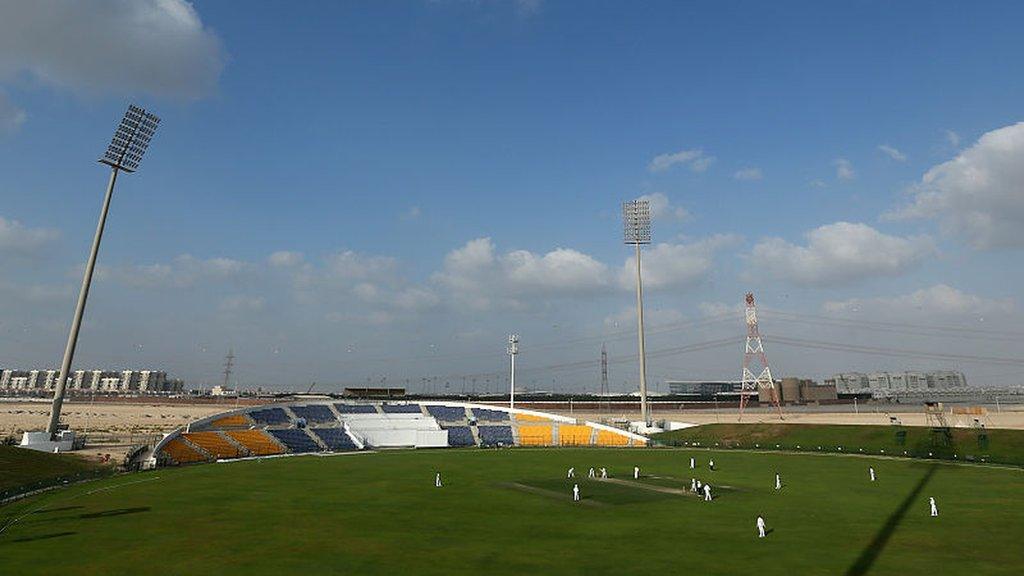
[[738, 292, 783, 422]]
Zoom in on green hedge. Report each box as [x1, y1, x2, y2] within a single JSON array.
[[650, 423, 1024, 467]]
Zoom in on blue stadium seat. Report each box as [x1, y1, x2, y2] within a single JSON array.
[[381, 403, 422, 414], [291, 404, 336, 424], [335, 403, 377, 414], [477, 425, 513, 446], [443, 426, 476, 447], [310, 428, 358, 451], [268, 429, 321, 453], [426, 405, 467, 421], [473, 408, 509, 422], [249, 407, 289, 425]]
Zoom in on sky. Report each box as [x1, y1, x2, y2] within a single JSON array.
[[1, 0, 1023, 392]]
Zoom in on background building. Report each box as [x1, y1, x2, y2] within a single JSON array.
[[0, 368, 183, 395], [825, 370, 967, 396]]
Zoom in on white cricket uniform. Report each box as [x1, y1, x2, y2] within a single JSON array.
[[929, 497, 938, 517], [691, 478, 697, 492], [709, 460, 715, 470], [588, 467, 595, 478], [573, 484, 580, 502], [869, 467, 876, 482], [633, 466, 640, 479], [757, 516, 766, 538], [567, 467, 575, 479], [704, 484, 712, 501], [435, 473, 442, 488], [600, 468, 607, 479], [775, 474, 781, 490], [690, 457, 695, 469]]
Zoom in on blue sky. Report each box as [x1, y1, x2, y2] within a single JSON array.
[[1, 1, 1023, 391]]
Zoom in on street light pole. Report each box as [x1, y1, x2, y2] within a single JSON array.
[[507, 334, 519, 410], [46, 105, 160, 438]]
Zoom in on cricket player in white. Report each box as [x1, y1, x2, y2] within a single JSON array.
[[633, 466, 640, 479], [573, 483, 580, 502], [600, 467, 608, 479], [757, 516, 766, 538], [696, 479, 702, 492], [775, 473, 781, 490], [703, 484, 712, 501], [869, 467, 876, 482], [929, 497, 938, 517], [567, 467, 575, 479], [435, 473, 442, 488], [691, 478, 697, 492], [588, 467, 595, 478], [709, 459, 715, 471], [690, 457, 695, 469]]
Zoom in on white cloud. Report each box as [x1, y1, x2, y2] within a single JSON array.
[[267, 251, 304, 268], [747, 222, 934, 286], [886, 121, 1024, 249], [220, 295, 266, 313], [823, 285, 1014, 318], [0, 0, 225, 99], [603, 306, 684, 329], [433, 238, 611, 310], [109, 254, 253, 288], [637, 192, 689, 221], [619, 235, 738, 291], [877, 144, 907, 162], [733, 167, 763, 181], [0, 91, 26, 135], [945, 130, 961, 148], [698, 301, 744, 318], [0, 215, 59, 255], [648, 149, 714, 173], [833, 158, 855, 180]]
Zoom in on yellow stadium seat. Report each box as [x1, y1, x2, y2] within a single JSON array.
[[184, 431, 243, 459], [559, 425, 593, 446], [595, 429, 630, 446], [209, 414, 251, 429], [517, 424, 554, 446], [226, 429, 285, 456], [161, 437, 208, 464], [514, 413, 550, 423]]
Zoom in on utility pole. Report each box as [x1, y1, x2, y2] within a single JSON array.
[[223, 349, 235, 390]]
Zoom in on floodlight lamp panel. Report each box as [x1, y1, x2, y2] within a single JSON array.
[[622, 199, 652, 244], [99, 104, 160, 172]]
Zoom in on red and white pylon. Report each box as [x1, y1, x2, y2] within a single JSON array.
[[738, 292, 783, 420]]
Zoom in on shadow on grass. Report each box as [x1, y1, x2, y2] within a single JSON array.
[[32, 506, 83, 514], [8, 531, 76, 544], [79, 507, 150, 519], [845, 465, 937, 576]]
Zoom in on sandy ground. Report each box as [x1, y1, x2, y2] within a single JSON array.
[[0, 400, 226, 439]]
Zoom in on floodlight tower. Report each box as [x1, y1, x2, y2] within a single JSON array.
[[507, 334, 519, 409], [738, 292, 783, 420], [46, 105, 160, 437], [623, 199, 652, 427]]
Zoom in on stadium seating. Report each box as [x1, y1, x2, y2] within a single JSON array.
[[381, 403, 422, 414], [161, 437, 208, 464], [426, 405, 467, 421], [514, 413, 550, 423], [226, 429, 285, 455], [473, 408, 509, 422], [517, 424, 554, 446], [290, 404, 337, 424], [595, 429, 631, 446], [183, 431, 243, 459], [335, 403, 378, 414], [558, 425, 592, 446], [477, 425, 514, 446], [442, 426, 476, 447], [310, 428, 358, 451], [249, 407, 289, 425], [208, 414, 251, 429], [269, 428, 321, 453]]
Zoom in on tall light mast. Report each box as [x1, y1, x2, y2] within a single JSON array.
[[623, 199, 652, 427], [507, 334, 519, 409], [47, 105, 160, 438]]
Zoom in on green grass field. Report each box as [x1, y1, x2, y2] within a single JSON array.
[[2, 447, 1022, 575], [652, 423, 1024, 466], [0, 446, 109, 500]]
